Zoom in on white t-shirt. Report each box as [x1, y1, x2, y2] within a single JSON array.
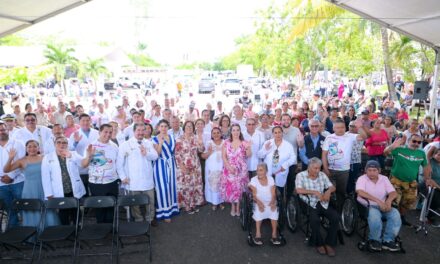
[[322, 133, 358, 171], [88, 140, 119, 184]]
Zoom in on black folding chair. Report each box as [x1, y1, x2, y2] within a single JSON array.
[[37, 197, 80, 263], [76, 196, 116, 262], [116, 194, 152, 263], [0, 198, 44, 262]]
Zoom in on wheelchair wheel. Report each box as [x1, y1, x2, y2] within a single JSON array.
[[240, 192, 249, 231], [341, 197, 357, 236], [286, 196, 298, 233], [276, 189, 286, 230]]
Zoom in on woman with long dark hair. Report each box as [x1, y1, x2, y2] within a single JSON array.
[[221, 124, 251, 216]]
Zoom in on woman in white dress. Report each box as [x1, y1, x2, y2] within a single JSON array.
[[248, 163, 280, 246], [201, 127, 225, 210]]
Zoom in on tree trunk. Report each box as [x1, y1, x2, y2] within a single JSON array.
[[381, 27, 396, 100]]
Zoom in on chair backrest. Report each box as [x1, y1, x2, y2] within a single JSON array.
[[45, 197, 79, 210], [118, 194, 149, 207], [83, 196, 116, 208], [12, 199, 43, 211]]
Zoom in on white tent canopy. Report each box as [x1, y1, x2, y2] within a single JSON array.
[[328, 0, 440, 116], [0, 0, 93, 38]]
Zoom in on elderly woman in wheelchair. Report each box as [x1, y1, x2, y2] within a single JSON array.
[[248, 163, 281, 246], [355, 160, 402, 252], [295, 157, 339, 257]]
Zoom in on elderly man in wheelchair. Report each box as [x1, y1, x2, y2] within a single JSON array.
[[295, 157, 339, 257], [355, 160, 402, 252]]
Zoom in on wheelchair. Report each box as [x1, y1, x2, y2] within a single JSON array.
[[294, 192, 345, 245], [416, 186, 440, 235], [239, 187, 287, 246], [341, 194, 405, 253]]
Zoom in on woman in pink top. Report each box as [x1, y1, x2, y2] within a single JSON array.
[[396, 108, 409, 121], [63, 114, 80, 138], [365, 118, 389, 169]]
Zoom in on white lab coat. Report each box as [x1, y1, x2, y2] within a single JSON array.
[[257, 139, 296, 187], [41, 151, 86, 199], [68, 128, 99, 174], [116, 138, 158, 191]]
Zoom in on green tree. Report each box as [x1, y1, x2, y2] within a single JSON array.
[[43, 43, 77, 95], [82, 57, 109, 93]]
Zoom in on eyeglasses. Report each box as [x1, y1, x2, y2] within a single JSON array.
[[56, 141, 68, 145], [349, 125, 356, 128], [25, 119, 36, 123], [412, 140, 422, 144], [310, 125, 319, 128], [247, 123, 256, 126]]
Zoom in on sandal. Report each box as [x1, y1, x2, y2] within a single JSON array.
[[253, 237, 263, 246], [212, 205, 217, 211], [270, 237, 281, 245]]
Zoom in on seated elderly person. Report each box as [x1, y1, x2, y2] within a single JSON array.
[[248, 163, 280, 246], [356, 160, 402, 252], [295, 157, 338, 257]]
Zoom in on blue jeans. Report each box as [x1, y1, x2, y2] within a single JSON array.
[[0, 181, 24, 228], [367, 206, 401, 242]]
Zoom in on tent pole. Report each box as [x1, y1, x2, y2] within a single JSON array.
[[429, 49, 439, 121]]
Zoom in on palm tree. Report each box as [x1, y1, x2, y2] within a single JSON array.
[[44, 43, 77, 95], [287, 0, 398, 99], [82, 57, 109, 94]]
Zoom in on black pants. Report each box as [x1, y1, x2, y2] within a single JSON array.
[[347, 163, 361, 194], [309, 202, 339, 247], [286, 164, 297, 201], [89, 181, 119, 223], [58, 192, 77, 225], [80, 174, 90, 196]]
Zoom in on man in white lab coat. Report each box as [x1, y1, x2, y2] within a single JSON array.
[[68, 113, 99, 196], [13, 113, 52, 153], [42, 136, 90, 224], [117, 123, 159, 224]]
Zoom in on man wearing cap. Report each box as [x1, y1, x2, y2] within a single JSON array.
[[356, 160, 401, 252], [1, 114, 19, 138], [184, 101, 199, 122], [384, 134, 431, 226], [260, 101, 273, 116]]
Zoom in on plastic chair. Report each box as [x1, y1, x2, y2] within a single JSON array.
[[37, 197, 80, 263], [0, 199, 44, 262], [116, 194, 152, 263], [76, 196, 116, 262]]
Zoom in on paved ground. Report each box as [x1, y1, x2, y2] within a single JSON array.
[[3, 205, 439, 264]]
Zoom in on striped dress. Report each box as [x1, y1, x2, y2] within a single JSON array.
[[152, 135, 179, 220]]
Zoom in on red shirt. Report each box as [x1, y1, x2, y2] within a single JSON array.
[[365, 129, 389, 156]]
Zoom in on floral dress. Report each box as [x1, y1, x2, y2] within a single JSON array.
[[221, 140, 249, 203], [175, 136, 204, 210]]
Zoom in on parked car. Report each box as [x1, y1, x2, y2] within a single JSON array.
[[198, 78, 215, 94], [117, 77, 141, 89], [221, 78, 242, 95]]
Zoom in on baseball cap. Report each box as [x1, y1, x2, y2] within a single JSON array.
[[365, 160, 380, 170], [1, 114, 16, 121]]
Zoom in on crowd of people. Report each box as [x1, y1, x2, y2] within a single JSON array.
[[0, 77, 439, 257]]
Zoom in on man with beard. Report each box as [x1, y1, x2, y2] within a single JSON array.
[[281, 113, 303, 200]]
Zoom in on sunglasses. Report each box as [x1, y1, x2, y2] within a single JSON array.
[[412, 140, 422, 144]]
